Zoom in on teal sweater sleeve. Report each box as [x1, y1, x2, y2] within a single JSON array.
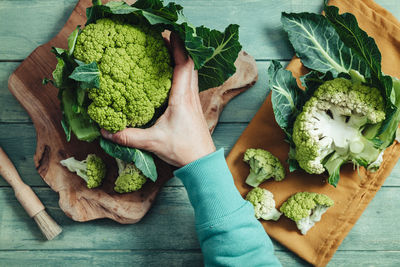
[[174, 149, 281, 267]]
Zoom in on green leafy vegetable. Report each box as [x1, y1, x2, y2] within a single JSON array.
[[281, 12, 368, 77], [269, 5, 400, 187], [268, 60, 303, 139], [133, 149, 157, 182], [47, 0, 243, 183], [67, 26, 80, 56]]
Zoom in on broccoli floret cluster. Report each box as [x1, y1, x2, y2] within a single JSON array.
[[114, 159, 147, 193], [60, 154, 106, 188], [244, 148, 285, 187], [293, 78, 386, 179], [280, 192, 334, 235], [246, 187, 282, 221], [74, 18, 173, 133]]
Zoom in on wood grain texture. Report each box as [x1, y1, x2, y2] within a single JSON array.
[[6, 0, 258, 224]]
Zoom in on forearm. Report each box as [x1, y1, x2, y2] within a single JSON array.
[[174, 149, 281, 267]]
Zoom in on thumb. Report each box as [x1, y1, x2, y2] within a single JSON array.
[[101, 128, 157, 151]]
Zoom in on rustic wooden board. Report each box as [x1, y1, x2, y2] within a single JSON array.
[[7, 0, 258, 223]]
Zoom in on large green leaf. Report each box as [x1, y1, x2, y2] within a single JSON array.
[[281, 12, 367, 77], [268, 60, 303, 137], [50, 48, 77, 89], [67, 26, 80, 56], [133, 150, 157, 181], [99, 138, 136, 162], [196, 24, 242, 91], [61, 88, 100, 142], [323, 5, 396, 137], [324, 5, 381, 79], [99, 138, 158, 181], [378, 77, 400, 148], [68, 61, 100, 88]]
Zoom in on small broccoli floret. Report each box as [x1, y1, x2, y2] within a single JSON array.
[[74, 18, 173, 133], [243, 148, 285, 187], [246, 187, 282, 221], [280, 192, 334, 235], [114, 159, 147, 193], [292, 78, 386, 186], [60, 154, 106, 188]]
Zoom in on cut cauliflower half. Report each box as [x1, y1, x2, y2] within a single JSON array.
[[292, 78, 386, 185], [280, 192, 334, 235], [246, 187, 282, 221], [74, 18, 173, 133]]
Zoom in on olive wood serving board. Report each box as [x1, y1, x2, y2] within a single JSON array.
[[8, 0, 258, 224]]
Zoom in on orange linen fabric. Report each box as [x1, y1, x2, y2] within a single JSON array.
[[226, 0, 400, 266]]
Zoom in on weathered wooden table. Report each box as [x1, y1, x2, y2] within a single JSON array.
[[1, 0, 399, 266]]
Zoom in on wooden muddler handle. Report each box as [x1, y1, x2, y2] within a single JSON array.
[[0, 147, 45, 217]]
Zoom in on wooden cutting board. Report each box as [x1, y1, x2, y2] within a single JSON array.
[[7, 0, 258, 224]]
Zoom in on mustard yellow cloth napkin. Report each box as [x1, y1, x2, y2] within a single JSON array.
[[226, 0, 400, 265]]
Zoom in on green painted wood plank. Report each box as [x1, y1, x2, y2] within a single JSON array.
[[1, 0, 399, 60], [0, 250, 204, 267], [0, 62, 31, 123], [0, 187, 399, 251], [1, 123, 400, 186], [0, 250, 399, 267], [218, 61, 270, 123], [0, 0, 78, 60]]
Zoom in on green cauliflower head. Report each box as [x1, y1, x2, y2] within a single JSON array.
[[246, 187, 282, 221], [74, 18, 173, 133], [292, 78, 386, 185], [114, 159, 147, 193], [280, 192, 334, 235], [60, 154, 106, 189], [244, 148, 285, 187]]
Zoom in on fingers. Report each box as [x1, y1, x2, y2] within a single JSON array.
[[169, 33, 198, 104], [101, 128, 158, 151], [170, 32, 187, 66]]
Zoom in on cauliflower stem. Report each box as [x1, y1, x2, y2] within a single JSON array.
[[60, 154, 106, 188]]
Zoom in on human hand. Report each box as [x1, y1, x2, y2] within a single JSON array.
[[101, 33, 216, 167]]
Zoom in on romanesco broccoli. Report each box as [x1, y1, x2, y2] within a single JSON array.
[[243, 148, 285, 187], [60, 154, 106, 188], [74, 18, 173, 133], [292, 78, 386, 186], [280, 192, 334, 235], [114, 159, 147, 193], [246, 187, 281, 221]]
